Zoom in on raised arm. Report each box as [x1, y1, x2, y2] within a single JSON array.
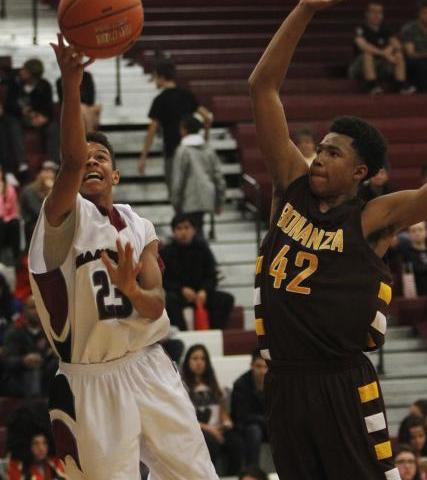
[[249, 1, 342, 197], [45, 34, 94, 227]]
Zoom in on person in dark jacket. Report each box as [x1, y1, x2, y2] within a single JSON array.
[[161, 213, 234, 330], [231, 350, 268, 467]]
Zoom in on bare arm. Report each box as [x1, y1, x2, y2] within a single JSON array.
[[362, 185, 427, 255], [45, 34, 94, 227], [102, 239, 165, 321], [403, 41, 427, 59], [354, 36, 388, 56], [139, 119, 159, 173], [248, 1, 333, 197], [197, 105, 214, 141]]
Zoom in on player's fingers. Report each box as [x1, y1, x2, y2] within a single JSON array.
[[116, 238, 125, 263], [50, 43, 60, 58], [83, 57, 96, 68], [124, 242, 134, 267], [57, 32, 65, 49], [101, 251, 116, 277]]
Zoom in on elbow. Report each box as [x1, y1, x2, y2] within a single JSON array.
[[150, 294, 165, 321]]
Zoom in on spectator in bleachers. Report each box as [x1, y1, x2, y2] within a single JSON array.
[[411, 399, 427, 429], [139, 57, 213, 193], [6, 58, 60, 164], [239, 466, 269, 480], [349, 2, 416, 94], [0, 165, 21, 266], [0, 65, 27, 175], [358, 164, 393, 202], [398, 416, 427, 461], [294, 127, 317, 166], [394, 222, 427, 296], [2, 295, 57, 397], [231, 350, 268, 468], [395, 444, 421, 480], [6, 402, 65, 479], [402, 1, 427, 92], [171, 114, 226, 236], [0, 273, 21, 346], [56, 70, 101, 133], [182, 344, 243, 475], [20, 161, 57, 249], [162, 214, 234, 330]]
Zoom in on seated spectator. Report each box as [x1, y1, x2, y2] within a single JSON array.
[[402, 1, 427, 92], [395, 444, 422, 480], [182, 344, 243, 475], [0, 165, 21, 266], [162, 214, 234, 330], [171, 114, 226, 236], [20, 161, 57, 249], [399, 415, 427, 460], [394, 222, 427, 296], [411, 399, 427, 429], [0, 65, 27, 174], [0, 272, 21, 345], [2, 295, 57, 397], [7, 58, 60, 164], [6, 402, 65, 479], [56, 70, 101, 133], [358, 165, 393, 202], [239, 466, 269, 480], [231, 350, 268, 467], [349, 2, 415, 94], [294, 127, 317, 166]]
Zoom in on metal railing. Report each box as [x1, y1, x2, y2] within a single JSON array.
[[0, 0, 6, 19], [32, 0, 38, 45], [242, 173, 262, 250]]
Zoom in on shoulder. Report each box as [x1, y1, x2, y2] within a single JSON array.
[[234, 370, 252, 388], [355, 24, 366, 36], [117, 205, 158, 244]]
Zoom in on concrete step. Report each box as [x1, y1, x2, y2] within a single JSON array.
[[114, 182, 243, 204], [211, 242, 258, 266], [117, 156, 241, 178]]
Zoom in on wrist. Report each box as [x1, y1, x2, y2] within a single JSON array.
[[124, 282, 140, 302]]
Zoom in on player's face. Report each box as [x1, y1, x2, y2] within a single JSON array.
[[189, 349, 207, 376], [366, 4, 384, 27], [395, 451, 417, 480], [309, 133, 367, 198], [251, 357, 268, 384], [409, 426, 426, 453], [173, 221, 196, 245], [31, 434, 49, 462], [80, 142, 119, 197]]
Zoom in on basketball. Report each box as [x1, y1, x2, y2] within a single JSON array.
[[58, 0, 144, 59]]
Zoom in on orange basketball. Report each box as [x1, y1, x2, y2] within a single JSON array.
[[58, 0, 144, 59]]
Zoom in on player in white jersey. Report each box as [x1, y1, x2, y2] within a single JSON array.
[[28, 33, 219, 480]]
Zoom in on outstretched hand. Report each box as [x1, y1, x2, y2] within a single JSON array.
[[50, 33, 95, 87], [101, 239, 142, 298], [299, 0, 345, 11]]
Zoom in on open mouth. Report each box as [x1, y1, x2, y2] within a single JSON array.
[[83, 172, 104, 183]]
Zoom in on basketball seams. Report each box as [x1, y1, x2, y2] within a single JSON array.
[[67, 37, 137, 54], [58, 0, 80, 26], [59, 2, 142, 31]]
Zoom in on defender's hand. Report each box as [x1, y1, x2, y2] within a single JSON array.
[[50, 33, 94, 88], [101, 239, 142, 298], [299, 0, 345, 11]]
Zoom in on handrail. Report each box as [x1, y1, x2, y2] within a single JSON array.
[[242, 172, 261, 250], [115, 56, 122, 106], [377, 344, 385, 375], [0, 0, 6, 19], [32, 0, 38, 45]]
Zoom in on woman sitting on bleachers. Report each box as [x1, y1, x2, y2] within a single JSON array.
[[395, 444, 422, 480], [398, 415, 427, 479], [181, 344, 243, 476]]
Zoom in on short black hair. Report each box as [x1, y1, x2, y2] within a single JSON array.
[[398, 415, 426, 445], [419, 0, 427, 10], [181, 114, 203, 135], [329, 116, 387, 179], [154, 58, 176, 81], [171, 213, 196, 230], [86, 132, 116, 169], [238, 466, 268, 480]]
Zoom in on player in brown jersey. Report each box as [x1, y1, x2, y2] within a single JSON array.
[[249, 1, 426, 479]]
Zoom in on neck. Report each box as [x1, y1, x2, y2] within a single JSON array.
[[163, 80, 176, 88], [84, 193, 114, 211], [318, 191, 355, 213], [367, 21, 380, 30]]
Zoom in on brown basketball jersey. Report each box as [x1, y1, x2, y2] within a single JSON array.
[[254, 175, 392, 362]]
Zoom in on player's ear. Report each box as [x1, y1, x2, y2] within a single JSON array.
[[353, 164, 368, 183], [112, 169, 120, 185]]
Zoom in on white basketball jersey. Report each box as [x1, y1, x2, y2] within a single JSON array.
[[28, 194, 170, 364]]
